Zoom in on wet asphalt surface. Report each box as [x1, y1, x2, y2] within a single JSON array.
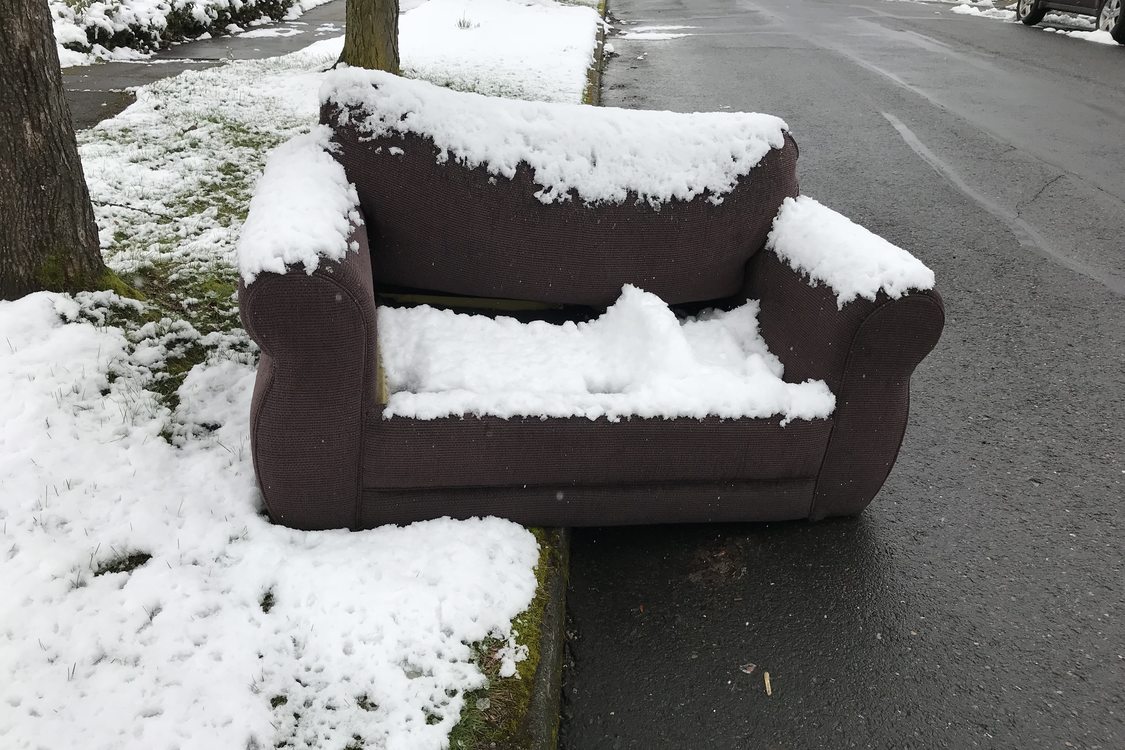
[[563, 1, 1124, 748]]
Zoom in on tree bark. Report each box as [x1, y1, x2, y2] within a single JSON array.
[[0, 0, 108, 300], [340, 0, 400, 73]]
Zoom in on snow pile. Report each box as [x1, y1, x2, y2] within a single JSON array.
[[400, 0, 603, 102], [379, 285, 835, 423], [324, 68, 790, 206], [0, 292, 539, 750], [950, 4, 1016, 20], [768, 196, 935, 308], [237, 125, 361, 283], [1043, 27, 1118, 44], [1043, 11, 1096, 27]]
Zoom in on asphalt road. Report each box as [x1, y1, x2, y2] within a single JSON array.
[[562, 1, 1124, 748]]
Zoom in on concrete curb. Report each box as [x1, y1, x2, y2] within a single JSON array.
[[519, 529, 571, 749], [584, 1, 608, 107]]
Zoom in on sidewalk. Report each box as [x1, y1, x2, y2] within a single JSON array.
[[63, 0, 346, 129]]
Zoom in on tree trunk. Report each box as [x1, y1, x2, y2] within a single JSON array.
[[340, 0, 400, 73], [0, 0, 109, 300]]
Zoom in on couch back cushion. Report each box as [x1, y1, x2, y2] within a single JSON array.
[[321, 69, 800, 307]]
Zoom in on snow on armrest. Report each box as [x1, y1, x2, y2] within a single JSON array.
[[766, 196, 935, 309], [237, 125, 361, 285]]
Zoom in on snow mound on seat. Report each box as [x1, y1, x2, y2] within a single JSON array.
[[237, 126, 361, 284], [378, 285, 834, 424], [767, 195, 935, 308], [321, 68, 790, 206]]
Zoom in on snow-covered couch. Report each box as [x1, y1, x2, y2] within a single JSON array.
[[235, 69, 944, 531]]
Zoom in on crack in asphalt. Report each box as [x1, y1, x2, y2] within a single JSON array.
[[1016, 173, 1067, 214], [881, 110, 1125, 296]]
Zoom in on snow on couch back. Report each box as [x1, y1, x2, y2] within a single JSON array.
[[318, 68, 802, 307]]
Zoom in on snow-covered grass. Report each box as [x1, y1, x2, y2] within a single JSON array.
[[82, 38, 341, 303], [400, 0, 601, 102], [379, 285, 835, 423], [51, 0, 335, 67], [0, 291, 539, 749], [6, 0, 602, 745]]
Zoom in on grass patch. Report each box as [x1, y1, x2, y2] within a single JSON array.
[[94, 551, 152, 576], [448, 528, 566, 750]]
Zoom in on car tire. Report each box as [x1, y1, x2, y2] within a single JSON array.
[[1097, 0, 1125, 43], [1016, 0, 1047, 25]]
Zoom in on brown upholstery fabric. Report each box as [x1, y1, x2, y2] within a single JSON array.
[[747, 251, 946, 519], [239, 223, 378, 530], [235, 92, 945, 531], [360, 481, 817, 528], [325, 102, 800, 307], [367, 414, 832, 489]]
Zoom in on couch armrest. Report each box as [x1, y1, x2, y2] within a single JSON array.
[[238, 222, 377, 530], [746, 202, 945, 519]]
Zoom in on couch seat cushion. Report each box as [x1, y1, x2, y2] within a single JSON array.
[[377, 284, 834, 424]]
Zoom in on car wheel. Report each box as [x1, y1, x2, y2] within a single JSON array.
[[1016, 0, 1047, 25], [1098, 0, 1125, 43]]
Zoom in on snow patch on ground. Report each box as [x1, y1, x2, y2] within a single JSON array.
[[324, 67, 789, 206], [379, 285, 835, 423], [0, 293, 538, 750], [768, 196, 936, 308], [1043, 11, 1096, 27], [951, 3, 1016, 20], [1042, 27, 1119, 44], [238, 26, 306, 38], [619, 24, 696, 40]]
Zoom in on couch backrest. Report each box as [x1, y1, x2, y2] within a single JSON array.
[[321, 70, 800, 307]]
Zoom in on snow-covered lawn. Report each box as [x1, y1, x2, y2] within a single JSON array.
[[2, 0, 600, 747]]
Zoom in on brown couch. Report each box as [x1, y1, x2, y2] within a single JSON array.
[[238, 79, 944, 531]]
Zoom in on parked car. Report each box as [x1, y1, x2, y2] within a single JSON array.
[[1016, 0, 1125, 43]]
